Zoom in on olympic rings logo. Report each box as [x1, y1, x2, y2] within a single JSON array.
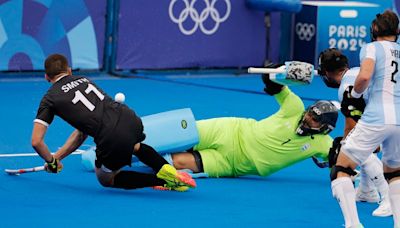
[[168, 0, 231, 35], [296, 23, 315, 41]]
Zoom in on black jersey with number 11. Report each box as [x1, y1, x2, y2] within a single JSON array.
[[35, 75, 123, 140]]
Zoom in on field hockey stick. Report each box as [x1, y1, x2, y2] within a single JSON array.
[[5, 166, 45, 175], [2, 149, 86, 175], [0, 149, 85, 158], [248, 61, 317, 86]]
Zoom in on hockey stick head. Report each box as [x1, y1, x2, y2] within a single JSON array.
[[248, 61, 315, 86], [271, 61, 314, 85]]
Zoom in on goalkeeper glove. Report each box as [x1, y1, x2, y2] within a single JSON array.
[[261, 63, 284, 96]]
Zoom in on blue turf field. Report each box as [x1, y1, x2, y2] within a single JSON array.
[[0, 74, 393, 227]]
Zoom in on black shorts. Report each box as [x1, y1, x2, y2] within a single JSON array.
[[94, 105, 145, 171]]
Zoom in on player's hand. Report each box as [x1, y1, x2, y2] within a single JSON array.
[[311, 156, 329, 168], [44, 157, 63, 173], [261, 63, 284, 96], [341, 86, 365, 121], [328, 136, 343, 168]]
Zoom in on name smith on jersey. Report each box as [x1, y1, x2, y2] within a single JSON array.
[[61, 78, 89, 93]]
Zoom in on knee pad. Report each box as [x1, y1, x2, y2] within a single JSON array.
[[330, 165, 357, 181], [384, 170, 400, 181]]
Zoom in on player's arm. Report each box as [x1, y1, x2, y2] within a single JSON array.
[[273, 86, 304, 118], [353, 58, 374, 96], [261, 67, 304, 117], [55, 129, 88, 160], [353, 43, 375, 97], [31, 122, 53, 163], [311, 136, 334, 168], [344, 117, 356, 138], [31, 122, 62, 173]]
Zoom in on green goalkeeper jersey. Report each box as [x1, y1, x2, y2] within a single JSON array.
[[194, 87, 332, 177]]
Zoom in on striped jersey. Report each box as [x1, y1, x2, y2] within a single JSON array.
[[338, 67, 369, 103], [359, 41, 400, 125]]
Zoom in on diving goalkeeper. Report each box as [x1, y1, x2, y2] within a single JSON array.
[[169, 74, 338, 178]]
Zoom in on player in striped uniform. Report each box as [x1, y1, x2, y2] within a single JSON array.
[[330, 10, 400, 228], [318, 48, 391, 217]]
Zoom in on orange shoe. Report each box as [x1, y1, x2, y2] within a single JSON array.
[[156, 164, 197, 188], [177, 171, 197, 188]]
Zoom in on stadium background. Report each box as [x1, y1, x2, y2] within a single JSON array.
[[0, 0, 398, 227]]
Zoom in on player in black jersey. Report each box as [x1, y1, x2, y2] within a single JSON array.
[[31, 53, 196, 191]]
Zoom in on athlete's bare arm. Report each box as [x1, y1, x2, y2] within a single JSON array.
[[55, 129, 88, 160]]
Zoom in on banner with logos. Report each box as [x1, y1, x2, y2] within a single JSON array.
[[293, 1, 385, 67], [114, 0, 266, 70], [0, 0, 106, 72]]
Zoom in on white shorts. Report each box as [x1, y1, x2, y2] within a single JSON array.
[[341, 121, 400, 168]]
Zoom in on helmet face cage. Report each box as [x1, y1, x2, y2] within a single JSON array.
[[296, 101, 338, 136]]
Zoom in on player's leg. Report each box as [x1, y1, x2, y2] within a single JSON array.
[[94, 144, 174, 190], [132, 143, 196, 188], [357, 165, 379, 203], [190, 118, 237, 177], [331, 122, 384, 228], [129, 117, 216, 178], [383, 165, 400, 227], [360, 154, 392, 217], [172, 150, 204, 173], [331, 153, 361, 228], [94, 162, 166, 189], [357, 154, 381, 204], [133, 142, 169, 172], [96, 107, 195, 190], [381, 126, 400, 226], [122, 107, 196, 189], [169, 148, 234, 178]]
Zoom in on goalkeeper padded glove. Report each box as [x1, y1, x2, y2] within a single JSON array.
[[261, 63, 284, 96]]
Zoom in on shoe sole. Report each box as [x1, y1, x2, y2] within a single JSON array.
[[356, 198, 380, 203], [372, 211, 393, 217], [157, 165, 196, 188], [372, 207, 393, 217], [153, 186, 189, 192]]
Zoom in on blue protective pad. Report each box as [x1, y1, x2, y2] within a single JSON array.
[[141, 108, 199, 154], [246, 0, 302, 13], [81, 108, 199, 171], [81, 146, 96, 171]]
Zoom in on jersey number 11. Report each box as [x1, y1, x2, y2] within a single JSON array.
[[72, 84, 104, 111]]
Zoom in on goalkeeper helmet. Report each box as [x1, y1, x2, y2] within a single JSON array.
[[296, 100, 338, 136]]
